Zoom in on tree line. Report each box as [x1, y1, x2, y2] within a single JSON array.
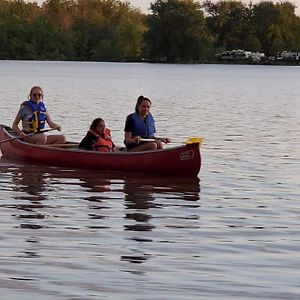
[[1, 0, 300, 63]]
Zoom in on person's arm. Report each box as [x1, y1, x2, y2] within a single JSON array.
[[124, 131, 141, 144], [46, 112, 62, 131], [124, 115, 141, 144], [12, 114, 27, 138], [148, 114, 170, 143], [12, 114, 21, 134]]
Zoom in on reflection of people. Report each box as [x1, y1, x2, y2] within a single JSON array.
[[79, 118, 115, 151], [124, 95, 170, 152], [123, 179, 155, 232], [10, 165, 47, 201], [123, 176, 200, 243], [12, 86, 65, 145]]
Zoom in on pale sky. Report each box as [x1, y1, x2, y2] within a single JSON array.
[[26, 0, 300, 16], [127, 0, 151, 13], [26, 0, 151, 13], [125, 0, 300, 16], [128, 0, 300, 15]]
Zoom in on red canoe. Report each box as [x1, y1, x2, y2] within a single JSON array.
[[0, 125, 201, 177]]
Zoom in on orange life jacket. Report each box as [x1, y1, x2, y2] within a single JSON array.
[[90, 128, 114, 152]]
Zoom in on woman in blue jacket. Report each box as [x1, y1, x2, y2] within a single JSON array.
[[12, 86, 65, 145], [124, 95, 170, 152]]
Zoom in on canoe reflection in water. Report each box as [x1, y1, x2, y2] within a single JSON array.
[[121, 177, 201, 263], [1, 158, 201, 211], [1, 159, 201, 264], [11, 168, 47, 202], [123, 180, 157, 232], [5, 163, 49, 232], [77, 174, 121, 224], [123, 177, 200, 232]]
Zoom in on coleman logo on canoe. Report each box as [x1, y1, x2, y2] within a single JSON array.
[[180, 150, 194, 160]]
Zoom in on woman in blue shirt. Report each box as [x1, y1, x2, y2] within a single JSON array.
[[124, 95, 170, 152]]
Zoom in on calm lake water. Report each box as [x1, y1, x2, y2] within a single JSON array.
[[0, 61, 300, 299]]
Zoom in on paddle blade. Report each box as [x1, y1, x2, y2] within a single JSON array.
[[185, 137, 203, 146]]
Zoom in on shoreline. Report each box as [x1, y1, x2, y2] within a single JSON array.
[[1, 58, 300, 66]]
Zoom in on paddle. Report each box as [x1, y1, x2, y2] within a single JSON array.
[[140, 136, 204, 146], [0, 128, 56, 144]]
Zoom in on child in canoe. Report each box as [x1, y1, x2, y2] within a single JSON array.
[[79, 118, 115, 152]]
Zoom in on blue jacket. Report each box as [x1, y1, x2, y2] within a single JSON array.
[[130, 112, 156, 138], [22, 100, 47, 132]]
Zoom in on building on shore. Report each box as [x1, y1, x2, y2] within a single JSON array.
[[216, 49, 265, 62]]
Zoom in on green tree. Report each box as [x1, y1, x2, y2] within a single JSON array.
[[144, 0, 213, 63], [251, 1, 300, 55], [202, 0, 256, 51], [0, 0, 145, 61], [42, 0, 76, 31], [41, 0, 77, 59], [0, 0, 42, 59], [72, 0, 145, 61]]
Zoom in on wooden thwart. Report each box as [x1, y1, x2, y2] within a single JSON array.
[[45, 143, 79, 148]]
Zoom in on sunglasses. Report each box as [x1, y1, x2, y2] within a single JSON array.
[[32, 93, 43, 97]]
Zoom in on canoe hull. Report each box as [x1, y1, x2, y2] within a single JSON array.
[[0, 126, 201, 177]]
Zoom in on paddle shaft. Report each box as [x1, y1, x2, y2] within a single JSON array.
[[140, 138, 156, 142], [0, 128, 55, 144], [140, 136, 203, 145]]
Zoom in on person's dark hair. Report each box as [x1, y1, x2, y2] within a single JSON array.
[[135, 95, 151, 113], [90, 118, 104, 131]]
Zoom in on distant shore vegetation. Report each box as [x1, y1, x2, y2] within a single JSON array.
[[1, 0, 300, 63]]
